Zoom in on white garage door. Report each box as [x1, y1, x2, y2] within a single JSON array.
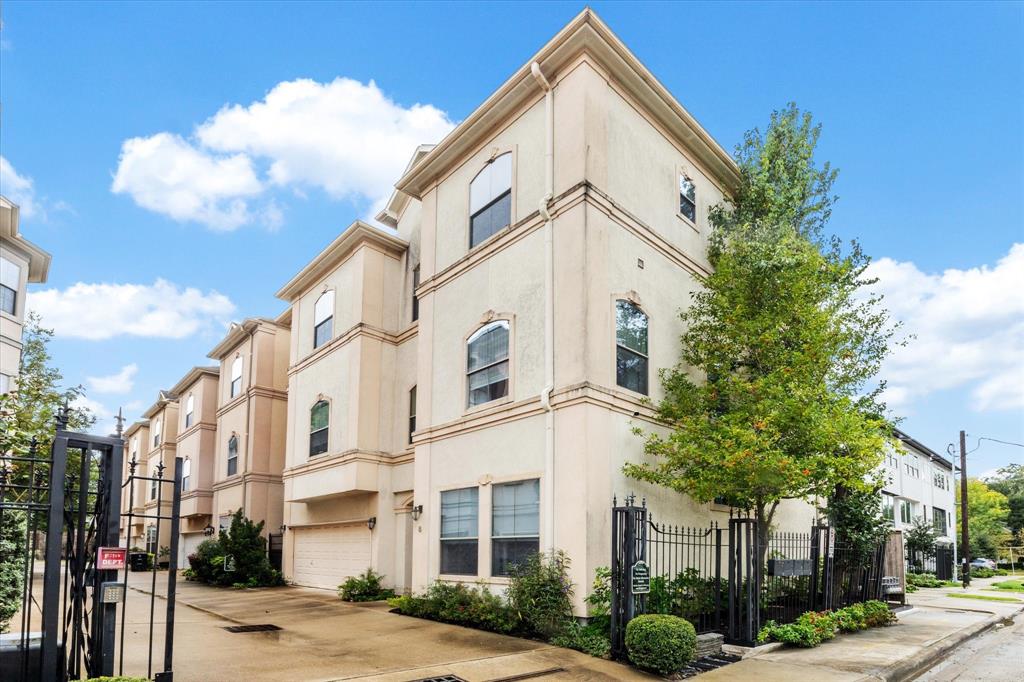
[[292, 525, 371, 590], [179, 532, 204, 567]]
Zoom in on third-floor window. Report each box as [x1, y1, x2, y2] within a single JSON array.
[[310, 400, 329, 457], [0, 256, 20, 316], [230, 356, 242, 398], [467, 321, 509, 408], [184, 394, 194, 428], [679, 174, 697, 223], [615, 300, 649, 395], [469, 152, 512, 248], [314, 290, 334, 349]]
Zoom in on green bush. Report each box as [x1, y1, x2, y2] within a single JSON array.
[[757, 619, 822, 647], [338, 569, 396, 602], [1, 510, 27, 633], [389, 581, 519, 634], [624, 614, 697, 675], [507, 551, 575, 640], [585, 566, 612, 633], [970, 567, 1009, 578], [862, 600, 897, 627], [187, 538, 223, 584], [646, 568, 726, 625], [185, 513, 283, 588], [833, 603, 867, 633], [551, 620, 611, 659]]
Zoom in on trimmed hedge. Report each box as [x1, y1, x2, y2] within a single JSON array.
[[624, 614, 697, 675]]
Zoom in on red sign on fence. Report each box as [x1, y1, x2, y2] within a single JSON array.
[[97, 547, 127, 570]]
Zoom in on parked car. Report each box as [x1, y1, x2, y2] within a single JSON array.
[[970, 557, 996, 570]]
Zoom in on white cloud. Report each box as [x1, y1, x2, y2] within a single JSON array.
[[87, 363, 139, 394], [111, 133, 263, 231], [111, 77, 454, 230], [1, 155, 39, 218], [868, 243, 1024, 413], [28, 279, 236, 340]]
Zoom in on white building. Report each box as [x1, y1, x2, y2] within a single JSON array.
[[882, 429, 956, 545]]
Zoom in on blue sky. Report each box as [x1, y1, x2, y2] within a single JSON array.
[[2, 1, 1022, 477]]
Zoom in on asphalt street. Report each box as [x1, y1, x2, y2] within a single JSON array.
[[914, 610, 1023, 682]]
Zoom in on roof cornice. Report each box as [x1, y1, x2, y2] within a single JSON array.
[[0, 196, 51, 282], [274, 220, 408, 302], [123, 419, 150, 438], [395, 9, 739, 199], [894, 428, 954, 471], [207, 317, 280, 360], [142, 391, 179, 419], [168, 366, 220, 396]]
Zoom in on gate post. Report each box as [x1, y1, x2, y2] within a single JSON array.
[[158, 456, 183, 682], [98, 437, 125, 677], [40, 433, 69, 682]]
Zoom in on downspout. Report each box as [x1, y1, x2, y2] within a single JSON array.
[[242, 323, 256, 520], [531, 62, 555, 554]]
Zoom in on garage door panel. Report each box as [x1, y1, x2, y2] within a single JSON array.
[[292, 525, 371, 589]]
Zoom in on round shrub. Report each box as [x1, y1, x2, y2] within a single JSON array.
[[625, 614, 697, 675]]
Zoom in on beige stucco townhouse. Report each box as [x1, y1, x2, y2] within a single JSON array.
[[119, 420, 150, 549], [1, 196, 51, 394], [168, 366, 220, 563], [276, 9, 816, 609], [207, 317, 290, 541], [139, 392, 179, 562]]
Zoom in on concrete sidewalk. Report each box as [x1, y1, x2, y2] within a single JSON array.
[[698, 577, 1023, 681]]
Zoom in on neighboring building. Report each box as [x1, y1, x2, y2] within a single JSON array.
[[0, 195, 51, 394], [119, 420, 151, 549], [273, 9, 816, 605], [883, 430, 957, 545], [168, 366, 220, 564], [207, 317, 290, 540], [140, 391, 179, 560]]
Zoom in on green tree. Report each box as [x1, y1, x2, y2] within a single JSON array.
[[904, 517, 939, 572], [626, 105, 899, 559], [821, 482, 892, 564], [987, 464, 1024, 545], [958, 479, 1010, 559]]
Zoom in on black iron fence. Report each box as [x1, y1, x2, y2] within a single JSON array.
[[610, 497, 887, 654], [906, 543, 954, 580]]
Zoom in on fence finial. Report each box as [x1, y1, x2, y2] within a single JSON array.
[[613, 494, 618, 507], [115, 407, 124, 437], [156, 461, 165, 479], [641, 496, 647, 508], [56, 399, 70, 430]]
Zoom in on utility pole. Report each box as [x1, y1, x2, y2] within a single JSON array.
[[960, 430, 970, 587]]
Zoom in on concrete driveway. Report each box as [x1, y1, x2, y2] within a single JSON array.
[[123, 574, 651, 682]]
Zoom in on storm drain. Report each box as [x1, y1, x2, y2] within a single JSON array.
[[678, 653, 742, 678], [222, 624, 282, 633], [407, 676, 467, 682]]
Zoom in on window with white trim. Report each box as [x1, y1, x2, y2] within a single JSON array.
[[905, 456, 920, 479], [679, 174, 696, 223], [882, 494, 895, 522], [469, 153, 512, 247], [492, 479, 539, 576], [408, 386, 417, 445], [440, 487, 478, 575], [184, 394, 195, 428], [0, 373, 10, 395], [615, 300, 648, 395], [411, 265, 420, 322], [467, 321, 509, 407], [152, 419, 162, 447], [899, 499, 913, 524], [229, 356, 242, 398], [0, 256, 20, 316], [313, 290, 334, 349], [182, 457, 192, 492], [227, 435, 238, 476], [149, 466, 158, 499], [310, 400, 329, 457]]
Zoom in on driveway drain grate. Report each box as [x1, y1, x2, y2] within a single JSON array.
[[408, 676, 467, 682], [223, 624, 282, 633]]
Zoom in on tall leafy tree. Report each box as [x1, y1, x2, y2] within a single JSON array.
[[626, 104, 900, 556], [958, 478, 1011, 559], [986, 464, 1024, 545]]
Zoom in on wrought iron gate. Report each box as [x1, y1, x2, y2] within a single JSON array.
[[0, 406, 181, 681]]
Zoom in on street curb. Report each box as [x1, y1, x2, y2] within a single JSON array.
[[865, 605, 1023, 682]]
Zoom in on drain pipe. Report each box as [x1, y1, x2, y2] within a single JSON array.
[[531, 61, 555, 554]]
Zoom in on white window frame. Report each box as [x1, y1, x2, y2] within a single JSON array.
[[466, 320, 510, 408], [0, 256, 21, 316], [490, 478, 540, 577], [615, 299, 649, 396], [229, 355, 242, 398], [309, 400, 329, 457], [469, 152, 513, 248], [181, 457, 192, 492], [184, 394, 195, 428], [152, 419, 162, 448], [439, 486, 479, 576], [677, 172, 697, 226], [226, 435, 238, 477], [313, 290, 335, 349]]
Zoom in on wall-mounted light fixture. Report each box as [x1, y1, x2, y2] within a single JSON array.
[[202, 524, 215, 536], [411, 504, 423, 521], [367, 516, 377, 531], [279, 525, 287, 533]]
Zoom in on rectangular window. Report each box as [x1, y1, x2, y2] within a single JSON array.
[[905, 457, 920, 479], [440, 487, 478, 575], [933, 506, 947, 535], [181, 458, 192, 492], [470, 191, 512, 248], [899, 500, 912, 524], [314, 317, 333, 349], [679, 175, 696, 222], [492, 479, 540, 577], [152, 420, 161, 448], [882, 494, 895, 522], [146, 526, 157, 555], [408, 385, 417, 445], [0, 256, 20, 316], [615, 301, 649, 395], [310, 401, 329, 457], [150, 474, 158, 500], [218, 514, 231, 535], [0, 373, 10, 395], [411, 265, 420, 322]]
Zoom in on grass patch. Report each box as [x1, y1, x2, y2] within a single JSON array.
[[988, 580, 1024, 593], [944, 592, 1021, 603]]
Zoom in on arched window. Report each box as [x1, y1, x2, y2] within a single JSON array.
[[469, 153, 512, 248], [310, 400, 329, 456], [182, 457, 192, 492], [615, 300, 648, 395], [679, 174, 696, 223], [184, 393, 195, 428], [227, 435, 238, 476], [467, 320, 509, 407], [230, 356, 243, 398], [314, 290, 335, 349]]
